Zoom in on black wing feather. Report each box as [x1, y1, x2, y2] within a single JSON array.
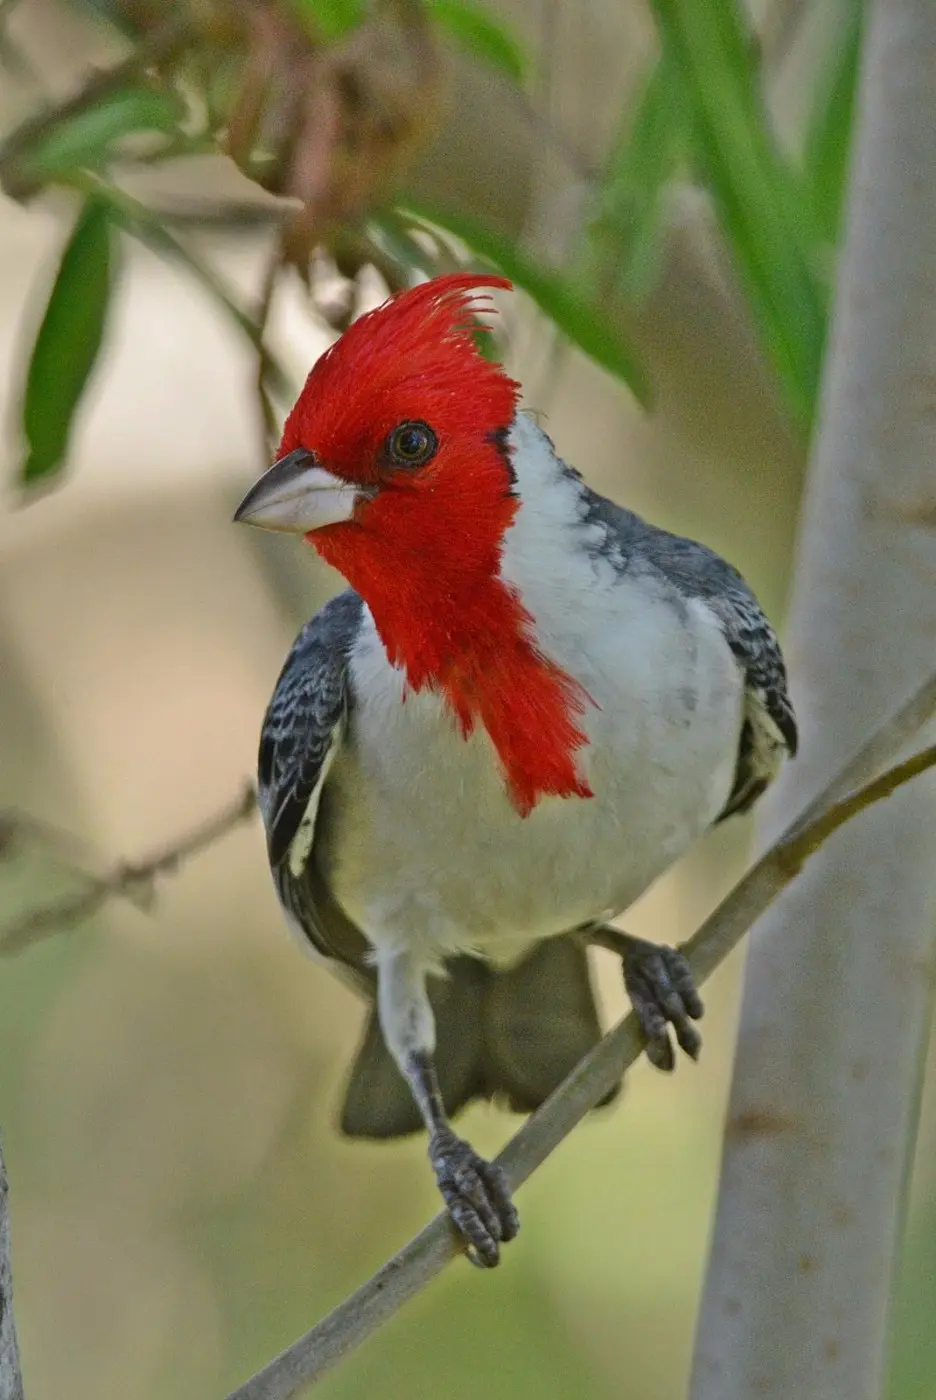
[[258, 589, 363, 869]]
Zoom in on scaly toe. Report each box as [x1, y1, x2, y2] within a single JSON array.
[[429, 1131, 519, 1267], [621, 939, 704, 1070]]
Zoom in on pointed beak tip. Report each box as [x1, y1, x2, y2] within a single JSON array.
[[233, 475, 270, 527], [231, 495, 293, 534]]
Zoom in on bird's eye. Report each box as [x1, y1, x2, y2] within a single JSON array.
[[386, 421, 438, 468]]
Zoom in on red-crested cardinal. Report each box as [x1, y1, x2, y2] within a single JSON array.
[[234, 274, 796, 1266]]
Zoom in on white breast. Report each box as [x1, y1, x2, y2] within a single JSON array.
[[317, 417, 744, 965]]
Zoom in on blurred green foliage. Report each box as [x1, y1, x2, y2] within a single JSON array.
[[647, 0, 826, 427], [427, 0, 528, 83]]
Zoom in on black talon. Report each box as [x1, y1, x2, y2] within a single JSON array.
[[622, 938, 703, 1068], [429, 1129, 519, 1267], [590, 929, 704, 1069], [665, 947, 705, 1022]]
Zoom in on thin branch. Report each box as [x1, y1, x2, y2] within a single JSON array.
[[253, 244, 283, 461], [0, 784, 257, 955], [225, 669, 936, 1400], [780, 740, 936, 872], [0, 806, 103, 871]]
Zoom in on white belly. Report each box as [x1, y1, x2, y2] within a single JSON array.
[[317, 579, 743, 965]]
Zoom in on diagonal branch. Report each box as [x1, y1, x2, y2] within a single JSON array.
[[225, 668, 936, 1400], [0, 784, 257, 955]]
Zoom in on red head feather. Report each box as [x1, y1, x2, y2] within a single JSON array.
[[280, 273, 592, 814], [279, 273, 518, 479]]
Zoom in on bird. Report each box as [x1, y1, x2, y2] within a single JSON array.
[[234, 273, 797, 1267]]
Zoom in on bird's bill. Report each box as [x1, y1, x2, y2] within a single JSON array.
[[233, 449, 359, 534]]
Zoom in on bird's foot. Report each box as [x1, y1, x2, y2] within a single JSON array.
[[429, 1128, 519, 1268], [618, 935, 703, 1071]]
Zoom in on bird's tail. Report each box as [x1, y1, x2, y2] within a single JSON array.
[[340, 936, 613, 1139]]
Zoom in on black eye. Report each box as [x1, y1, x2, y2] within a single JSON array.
[[386, 421, 438, 468]]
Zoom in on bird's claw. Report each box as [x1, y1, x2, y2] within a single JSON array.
[[621, 938, 703, 1071], [429, 1128, 519, 1267]]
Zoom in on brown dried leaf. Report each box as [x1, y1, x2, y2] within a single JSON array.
[[220, 1, 444, 272]]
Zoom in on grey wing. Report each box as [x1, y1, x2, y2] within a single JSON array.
[[258, 588, 370, 968], [580, 488, 797, 818]]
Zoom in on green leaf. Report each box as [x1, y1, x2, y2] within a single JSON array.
[[803, 4, 863, 246], [648, 0, 827, 428], [21, 198, 116, 486], [401, 199, 651, 402], [369, 210, 443, 276], [20, 88, 184, 183], [291, 0, 365, 43], [428, 0, 527, 84], [582, 48, 690, 303]]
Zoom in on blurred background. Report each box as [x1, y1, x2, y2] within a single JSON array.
[[1, 0, 934, 1397]]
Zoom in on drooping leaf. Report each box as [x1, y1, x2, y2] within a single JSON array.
[[648, 0, 827, 428], [428, 0, 527, 84], [803, 3, 863, 247], [291, 0, 365, 43], [403, 200, 651, 403], [20, 198, 117, 486], [23, 88, 184, 182], [583, 47, 690, 303], [369, 209, 449, 276]]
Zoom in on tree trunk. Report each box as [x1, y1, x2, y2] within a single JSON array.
[[690, 1, 936, 1397]]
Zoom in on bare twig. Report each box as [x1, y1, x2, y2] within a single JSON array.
[[225, 670, 936, 1400], [780, 740, 936, 870], [0, 807, 102, 870], [0, 784, 257, 955], [253, 244, 283, 460]]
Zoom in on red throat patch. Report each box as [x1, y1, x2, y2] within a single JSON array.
[[316, 487, 595, 815], [440, 588, 596, 816]]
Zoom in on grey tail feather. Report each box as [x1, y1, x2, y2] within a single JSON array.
[[339, 936, 617, 1140]]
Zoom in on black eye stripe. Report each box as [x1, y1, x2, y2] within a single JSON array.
[[386, 420, 438, 468]]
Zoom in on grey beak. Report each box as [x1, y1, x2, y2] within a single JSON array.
[[234, 448, 360, 534]]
